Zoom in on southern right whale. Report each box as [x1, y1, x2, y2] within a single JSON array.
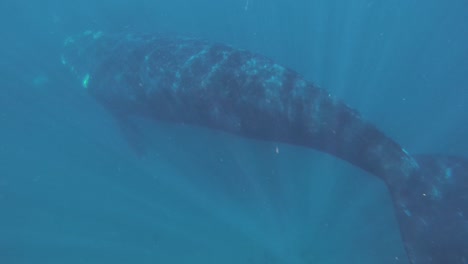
[[61, 31, 468, 264]]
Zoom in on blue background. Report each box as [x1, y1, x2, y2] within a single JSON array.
[[1, 0, 467, 263]]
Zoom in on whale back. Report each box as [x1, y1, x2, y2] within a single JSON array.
[[62, 31, 468, 263]]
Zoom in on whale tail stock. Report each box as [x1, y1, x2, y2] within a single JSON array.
[[388, 154, 468, 264], [299, 99, 468, 263], [315, 100, 468, 263]]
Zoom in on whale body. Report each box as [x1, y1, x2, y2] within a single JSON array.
[[62, 31, 468, 264]]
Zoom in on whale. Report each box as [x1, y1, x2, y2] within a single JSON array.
[[61, 31, 468, 264]]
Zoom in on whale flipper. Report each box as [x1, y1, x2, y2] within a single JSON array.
[[61, 31, 468, 264]]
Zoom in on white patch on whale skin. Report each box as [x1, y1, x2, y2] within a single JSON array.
[[430, 185, 442, 200], [263, 64, 285, 88], [63, 36, 75, 46], [82, 74, 90, 89], [241, 59, 259, 75], [184, 48, 209, 68], [93, 31, 103, 39], [256, 63, 288, 114], [400, 203, 412, 217], [400, 148, 420, 178], [404, 209, 412, 217], [202, 50, 231, 88], [61, 55, 67, 65], [264, 75, 283, 87], [444, 167, 453, 180]]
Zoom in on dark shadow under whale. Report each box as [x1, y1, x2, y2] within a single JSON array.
[[61, 31, 468, 264]]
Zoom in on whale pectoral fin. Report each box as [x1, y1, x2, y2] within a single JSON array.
[[391, 155, 468, 264], [115, 114, 147, 157]]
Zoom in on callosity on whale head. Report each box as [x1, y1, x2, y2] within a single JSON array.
[[61, 30, 107, 89]]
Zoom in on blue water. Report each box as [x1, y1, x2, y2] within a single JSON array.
[[1, 0, 467, 263]]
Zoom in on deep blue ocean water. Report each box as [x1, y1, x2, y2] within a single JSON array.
[[1, 0, 467, 263]]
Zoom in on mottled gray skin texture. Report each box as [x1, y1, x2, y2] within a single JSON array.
[[62, 31, 468, 264]]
